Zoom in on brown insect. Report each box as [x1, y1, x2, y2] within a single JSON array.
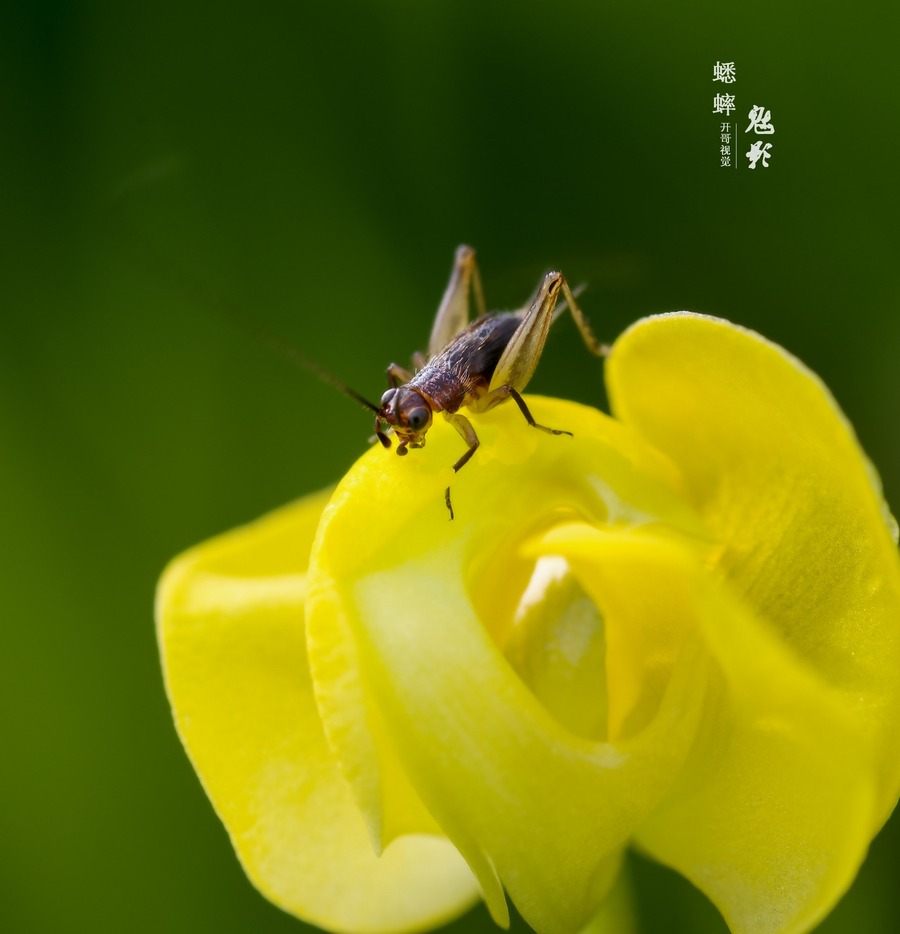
[[121, 229, 606, 518], [366, 246, 608, 518]]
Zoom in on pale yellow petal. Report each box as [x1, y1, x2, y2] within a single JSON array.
[[307, 400, 709, 933], [157, 490, 479, 933], [633, 549, 877, 934], [605, 313, 900, 932], [607, 312, 900, 823]]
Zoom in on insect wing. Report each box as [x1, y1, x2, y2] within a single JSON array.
[[488, 272, 562, 392]]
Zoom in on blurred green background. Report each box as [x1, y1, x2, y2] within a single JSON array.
[[3, 1, 899, 932]]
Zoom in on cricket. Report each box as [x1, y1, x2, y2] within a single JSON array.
[[131, 234, 608, 519], [114, 217, 607, 518], [351, 245, 609, 519]]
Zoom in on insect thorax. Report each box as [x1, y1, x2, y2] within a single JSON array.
[[412, 312, 522, 414]]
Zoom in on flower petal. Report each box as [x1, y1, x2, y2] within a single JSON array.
[[576, 867, 639, 934], [606, 313, 900, 932], [306, 398, 709, 933], [632, 544, 877, 934], [156, 490, 479, 934], [526, 523, 708, 744]]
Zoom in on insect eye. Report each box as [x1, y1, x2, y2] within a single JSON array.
[[380, 388, 397, 406], [406, 407, 430, 431]]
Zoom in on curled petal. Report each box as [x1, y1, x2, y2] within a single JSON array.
[[306, 398, 710, 933], [633, 556, 877, 934], [607, 313, 900, 933], [157, 490, 479, 934]]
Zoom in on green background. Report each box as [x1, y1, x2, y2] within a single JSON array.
[[3, 1, 899, 932]]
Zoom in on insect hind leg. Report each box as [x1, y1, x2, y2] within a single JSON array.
[[559, 278, 610, 358]]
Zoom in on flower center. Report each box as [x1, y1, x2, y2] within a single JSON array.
[[504, 555, 610, 742]]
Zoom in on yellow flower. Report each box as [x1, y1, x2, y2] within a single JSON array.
[[157, 313, 900, 934]]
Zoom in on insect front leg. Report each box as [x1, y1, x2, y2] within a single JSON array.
[[386, 362, 413, 387], [389, 354, 428, 385], [442, 411, 481, 520]]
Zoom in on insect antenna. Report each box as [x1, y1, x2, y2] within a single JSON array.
[[240, 318, 383, 415], [107, 215, 384, 415]]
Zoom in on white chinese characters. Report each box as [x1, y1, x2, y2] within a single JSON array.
[[713, 61, 736, 83], [711, 63, 777, 170], [746, 105, 775, 135], [713, 93, 736, 115], [720, 122, 733, 167], [745, 103, 775, 168], [746, 141, 772, 169]]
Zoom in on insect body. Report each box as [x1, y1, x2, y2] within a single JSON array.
[[125, 232, 603, 519], [373, 246, 608, 518]]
